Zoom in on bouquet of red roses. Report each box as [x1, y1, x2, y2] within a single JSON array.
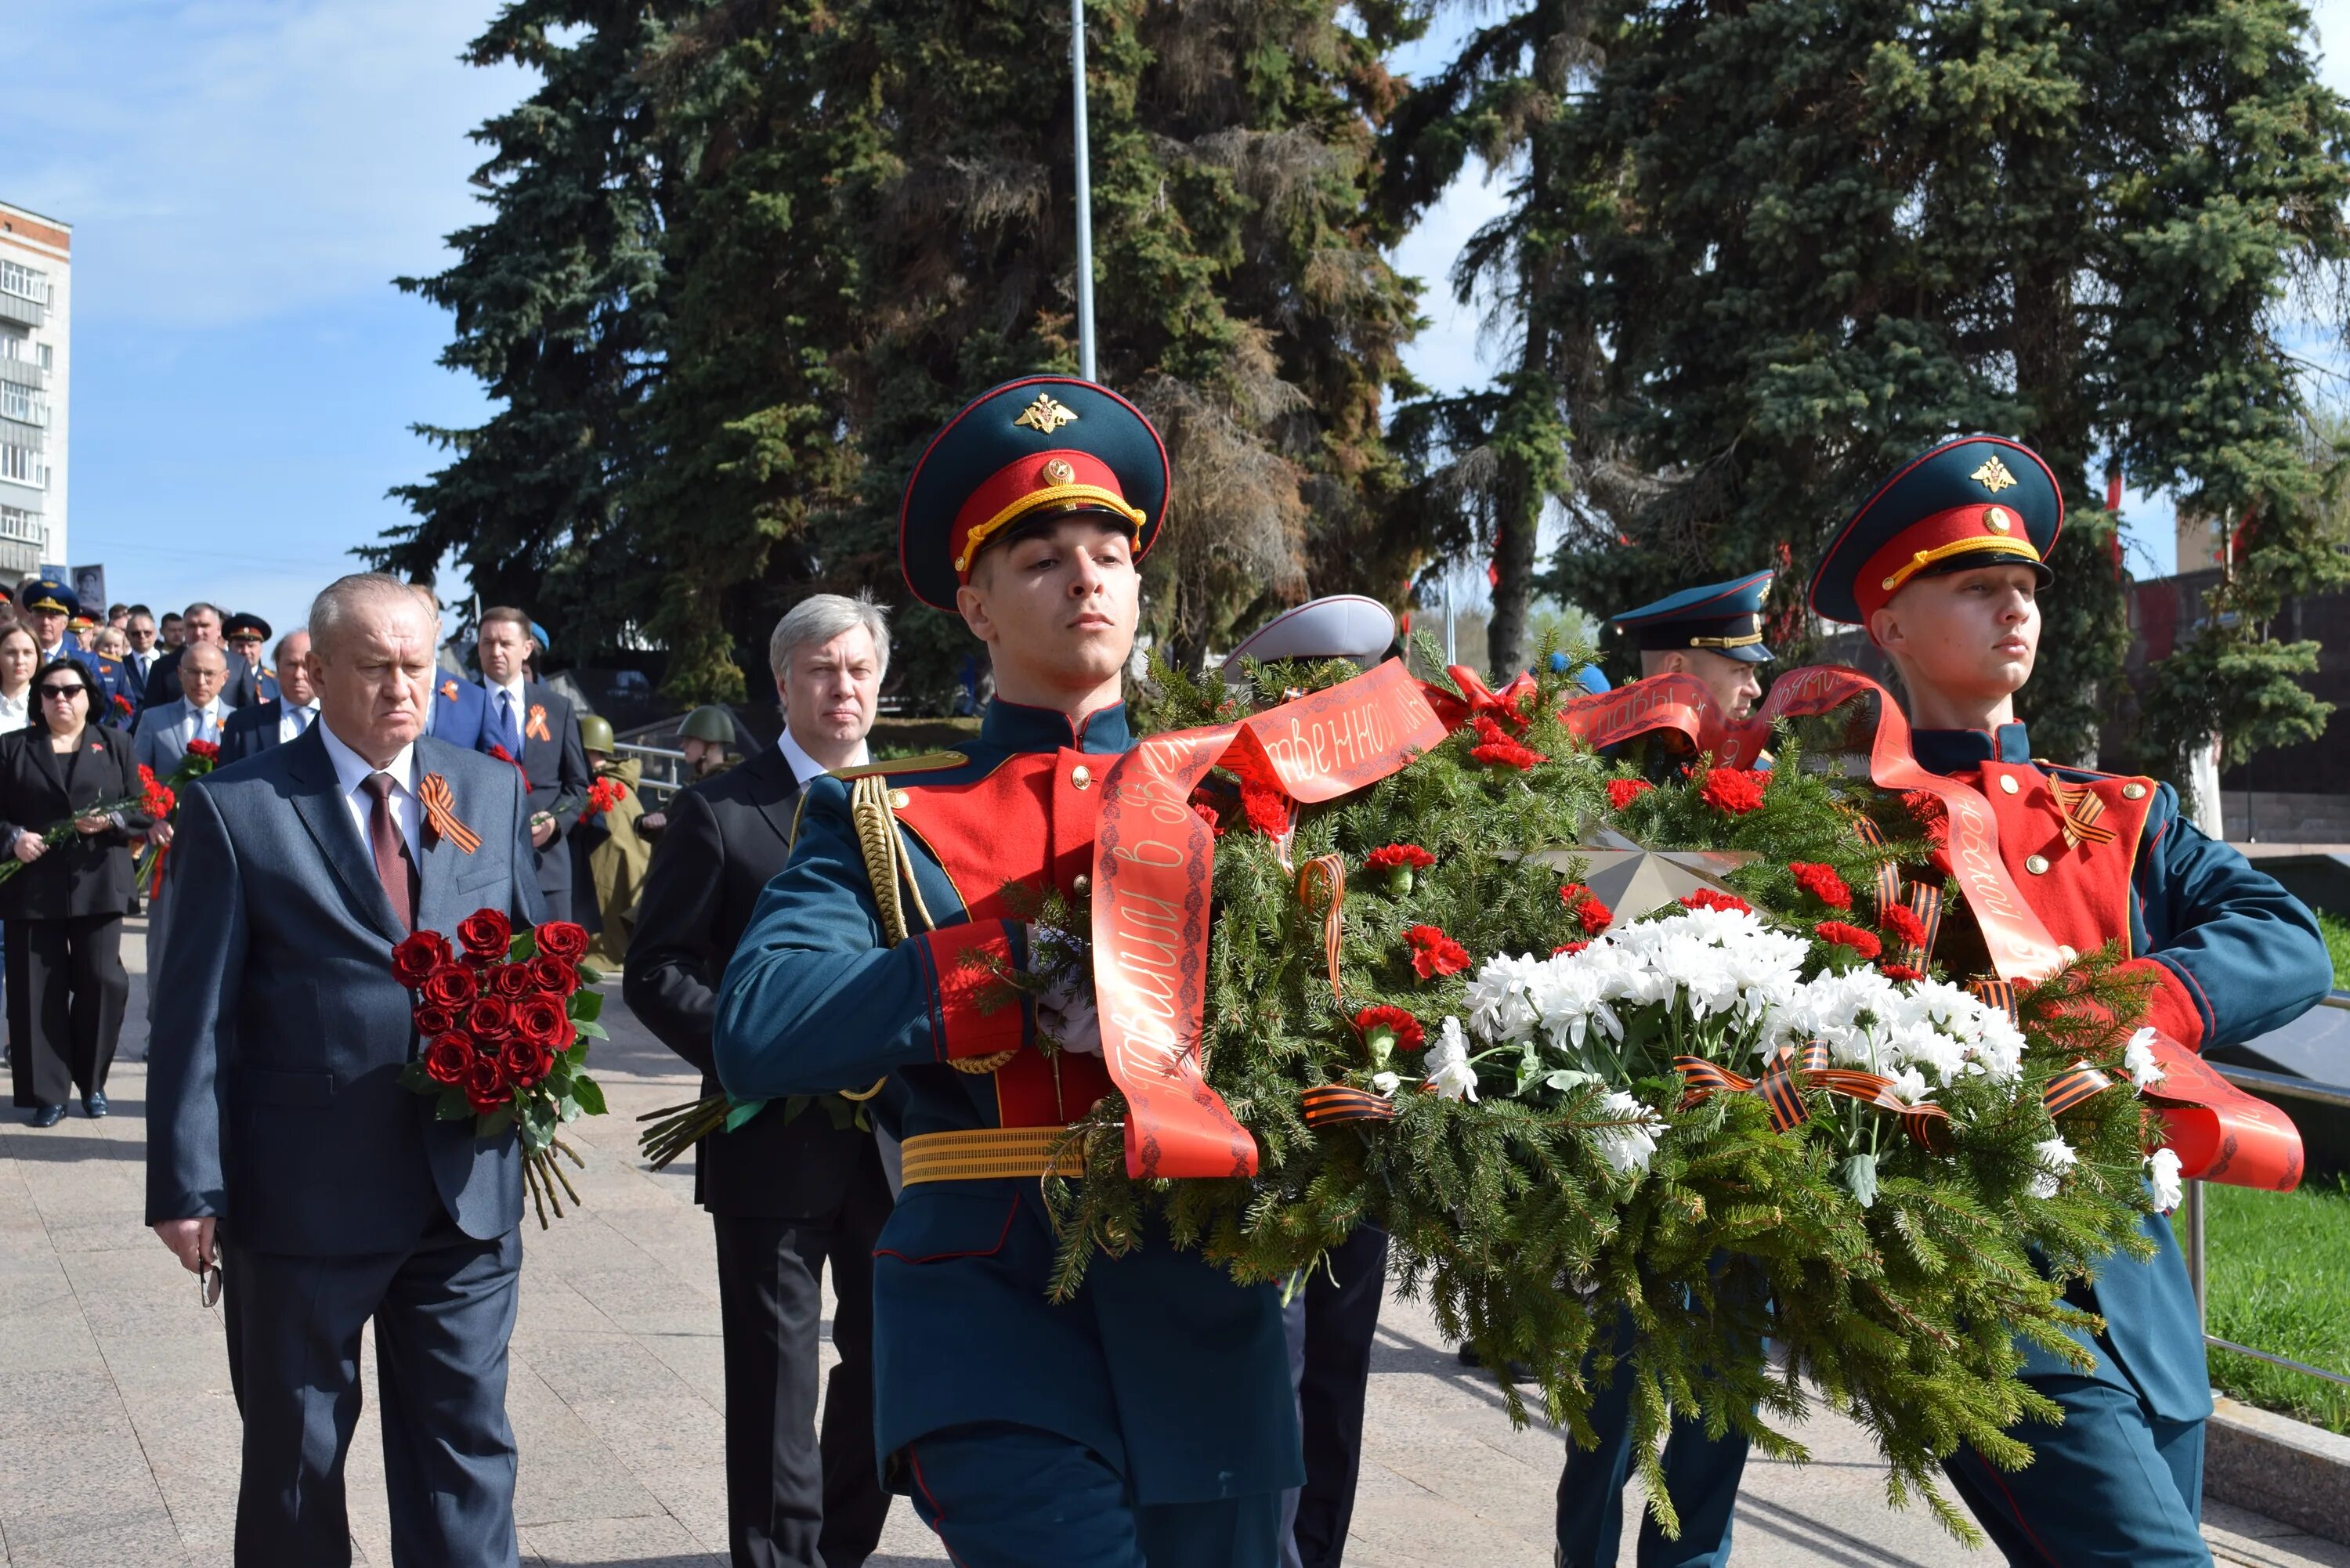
[[392, 909, 610, 1227], [135, 737, 220, 892]]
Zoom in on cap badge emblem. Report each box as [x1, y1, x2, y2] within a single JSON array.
[[1014, 392, 1079, 434], [1969, 454, 2019, 494], [1984, 505, 2012, 533], [1042, 457, 1076, 486]]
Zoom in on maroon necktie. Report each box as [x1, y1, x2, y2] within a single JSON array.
[[360, 771, 416, 930]]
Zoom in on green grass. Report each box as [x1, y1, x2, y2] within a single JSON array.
[[2316, 909, 2350, 988], [2175, 1175, 2350, 1434]]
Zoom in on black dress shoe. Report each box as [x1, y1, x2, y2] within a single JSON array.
[[83, 1091, 107, 1119], [30, 1104, 64, 1129]]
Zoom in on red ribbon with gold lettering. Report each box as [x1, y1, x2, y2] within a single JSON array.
[[1091, 659, 1451, 1178]]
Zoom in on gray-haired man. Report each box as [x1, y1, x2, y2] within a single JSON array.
[[624, 593, 897, 1568]]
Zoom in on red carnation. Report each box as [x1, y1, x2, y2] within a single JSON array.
[[413, 1003, 458, 1037], [1788, 862, 1852, 910], [1469, 717, 1547, 771], [1607, 779, 1654, 811], [526, 955, 579, 996], [457, 909, 512, 960], [112, 692, 132, 716], [465, 995, 517, 1042], [1879, 903, 1929, 948], [1364, 844, 1435, 874], [1698, 766, 1767, 815], [1880, 962, 1925, 982], [418, 964, 479, 1010], [1240, 782, 1292, 839], [464, 1055, 509, 1113], [1553, 941, 1592, 956], [1405, 923, 1470, 980], [533, 921, 591, 963], [1680, 888, 1752, 916], [1816, 920, 1883, 959], [184, 739, 220, 763], [1353, 1004, 1426, 1055], [1558, 882, 1613, 934], [391, 930, 453, 988], [423, 1034, 472, 1086]]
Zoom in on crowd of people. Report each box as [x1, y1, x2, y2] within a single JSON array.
[[78, 377, 2325, 1568]]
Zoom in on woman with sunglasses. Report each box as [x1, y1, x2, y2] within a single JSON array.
[[1, 657, 149, 1126]]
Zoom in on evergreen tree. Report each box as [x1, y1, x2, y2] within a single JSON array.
[[375, 2, 674, 654], [1390, 0, 2349, 765]]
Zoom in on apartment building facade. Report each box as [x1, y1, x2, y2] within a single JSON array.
[[0, 201, 69, 579]]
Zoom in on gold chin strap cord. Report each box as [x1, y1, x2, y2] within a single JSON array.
[[848, 772, 1010, 1075]]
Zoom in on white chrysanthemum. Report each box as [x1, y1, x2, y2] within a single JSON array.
[[1426, 1017, 1480, 1103], [1370, 1071, 1401, 1099], [2147, 1147, 2185, 1212], [1888, 1066, 1934, 1106], [1463, 952, 1545, 1043], [1525, 960, 1623, 1052], [2123, 1027, 2167, 1091], [1591, 1089, 1661, 1176], [2027, 1135, 2077, 1200]]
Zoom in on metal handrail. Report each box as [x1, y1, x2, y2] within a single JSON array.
[[2182, 1055, 2350, 1389]]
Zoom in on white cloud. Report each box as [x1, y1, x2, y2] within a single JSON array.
[[6, 0, 527, 327]]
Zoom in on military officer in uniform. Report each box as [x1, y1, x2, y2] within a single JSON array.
[[1810, 435, 2332, 1564], [225, 612, 280, 703], [716, 377, 1300, 1568], [1560, 573, 1771, 1568]]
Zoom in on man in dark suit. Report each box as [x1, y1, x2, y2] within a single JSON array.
[[123, 606, 163, 692], [144, 601, 260, 710], [476, 606, 591, 920], [626, 593, 895, 1568], [410, 584, 497, 751], [146, 572, 544, 1567], [221, 630, 319, 763]]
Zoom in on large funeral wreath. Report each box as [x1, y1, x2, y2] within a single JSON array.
[[1003, 648, 2174, 1541]]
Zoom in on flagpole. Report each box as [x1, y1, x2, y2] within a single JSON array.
[[1071, 0, 1097, 382]]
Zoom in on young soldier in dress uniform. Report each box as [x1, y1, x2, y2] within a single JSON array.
[[1610, 569, 1775, 723], [1810, 435, 2332, 1565], [716, 377, 1300, 1568]]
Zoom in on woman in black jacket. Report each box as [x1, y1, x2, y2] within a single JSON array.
[[1, 657, 148, 1125]]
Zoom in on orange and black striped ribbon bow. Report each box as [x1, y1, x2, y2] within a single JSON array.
[[418, 772, 481, 854], [1296, 854, 1347, 1009], [1839, 807, 1940, 968], [2048, 778, 2119, 851], [1676, 1041, 1951, 1152], [1301, 1085, 1398, 1128], [2042, 1058, 2115, 1118]]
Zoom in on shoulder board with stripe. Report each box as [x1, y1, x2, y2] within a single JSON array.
[[833, 750, 969, 780]]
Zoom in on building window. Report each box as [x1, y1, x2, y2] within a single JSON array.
[[0, 382, 42, 425], [0, 444, 44, 487], [0, 505, 41, 546], [0, 330, 24, 360], [0, 259, 49, 305]]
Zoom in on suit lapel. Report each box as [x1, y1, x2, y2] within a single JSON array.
[[414, 739, 485, 937], [284, 727, 406, 945], [745, 750, 802, 849], [27, 729, 66, 801]]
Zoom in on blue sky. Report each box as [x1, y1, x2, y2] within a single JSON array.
[[5, 1, 2347, 644]]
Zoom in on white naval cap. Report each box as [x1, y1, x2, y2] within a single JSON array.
[[1221, 594, 1398, 684]]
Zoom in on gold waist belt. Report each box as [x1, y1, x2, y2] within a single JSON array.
[[898, 1125, 1088, 1186]]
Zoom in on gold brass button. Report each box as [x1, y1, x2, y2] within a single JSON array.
[[1072, 873, 1090, 895], [1070, 764, 1093, 790], [888, 789, 909, 809], [2024, 854, 2049, 875], [1985, 505, 2012, 533], [1998, 775, 2019, 794], [2122, 782, 2147, 800]]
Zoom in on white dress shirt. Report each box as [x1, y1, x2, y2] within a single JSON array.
[[317, 718, 421, 864], [0, 688, 27, 735], [277, 700, 320, 746], [184, 699, 226, 746], [776, 726, 870, 788]]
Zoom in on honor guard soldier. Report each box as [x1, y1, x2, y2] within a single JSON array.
[[717, 378, 1300, 1568], [17, 579, 138, 728], [1812, 435, 2332, 1564], [224, 612, 279, 703], [1610, 568, 1774, 722]]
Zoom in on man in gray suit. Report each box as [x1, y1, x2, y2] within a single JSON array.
[[146, 572, 544, 1568], [134, 640, 232, 775]]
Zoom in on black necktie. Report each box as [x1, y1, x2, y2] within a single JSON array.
[[360, 772, 417, 930]]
